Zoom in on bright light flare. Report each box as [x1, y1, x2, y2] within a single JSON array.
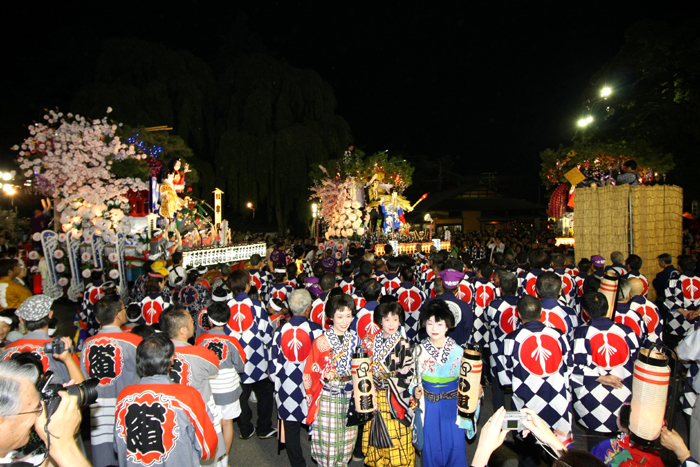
[[601, 87, 612, 97], [2, 173, 10, 181], [246, 202, 253, 209]]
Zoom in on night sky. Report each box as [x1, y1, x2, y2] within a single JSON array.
[[0, 1, 688, 181]]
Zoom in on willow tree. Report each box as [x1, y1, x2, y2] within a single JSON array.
[[216, 54, 351, 234]]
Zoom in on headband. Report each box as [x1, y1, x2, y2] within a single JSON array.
[[148, 272, 164, 278], [208, 316, 226, 326], [274, 268, 286, 274], [0, 316, 13, 326], [269, 301, 283, 312]]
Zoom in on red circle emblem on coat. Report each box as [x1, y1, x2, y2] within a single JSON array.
[[540, 310, 567, 335], [281, 327, 312, 362], [475, 285, 495, 308], [682, 278, 700, 300], [590, 331, 629, 368], [615, 314, 642, 337], [519, 334, 563, 376], [500, 306, 518, 334], [399, 289, 422, 312], [228, 303, 254, 333], [455, 283, 473, 304]]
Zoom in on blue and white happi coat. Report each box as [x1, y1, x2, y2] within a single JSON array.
[[224, 292, 273, 384], [571, 317, 640, 432], [270, 316, 323, 423], [664, 272, 700, 340], [497, 321, 573, 434], [249, 268, 274, 304], [471, 278, 497, 348], [613, 302, 650, 349], [486, 295, 521, 375], [540, 298, 578, 341], [391, 281, 426, 344], [628, 295, 663, 343]]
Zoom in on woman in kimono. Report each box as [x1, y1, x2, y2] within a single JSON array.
[[303, 294, 361, 467], [362, 302, 415, 467], [412, 300, 479, 467]]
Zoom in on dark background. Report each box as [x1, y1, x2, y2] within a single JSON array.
[[0, 1, 690, 227]]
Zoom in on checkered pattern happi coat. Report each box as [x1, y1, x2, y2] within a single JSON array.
[[471, 278, 497, 347], [613, 302, 650, 348], [628, 295, 663, 343], [664, 272, 700, 339], [381, 273, 402, 295], [224, 292, 273, 384], [571, 318, 640, 432], [140, 292, 172, 326], [454, 279, 475, 308], [497, 321, 573, 434], [392, 282, 426, 344], [270, 317, 323, 423], [486, 295, 521, 372], [540, 298, 578, 341], [518, 268, 545, 298], [553, 268, 579, 311], [249, 268, 274, 303], [270, 283, 295, 306]]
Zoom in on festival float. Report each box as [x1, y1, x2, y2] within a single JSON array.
[[14, 108, 264, 302], [309, 150, 446, 258], [541, 142, 681, 299]]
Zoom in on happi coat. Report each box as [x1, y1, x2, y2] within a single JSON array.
[[270, 316, 323, 422], [115, 375, 218, 467], [80, 326, 142, 467]]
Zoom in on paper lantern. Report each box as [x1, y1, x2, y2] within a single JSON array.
[[351, 345, 375, 421], [629, 348, 670, 446], [599, 271, 619, 319], [457, 347, 482, 418]]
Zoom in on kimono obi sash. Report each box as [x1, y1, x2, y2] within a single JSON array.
[[423, 379, 458, 402]]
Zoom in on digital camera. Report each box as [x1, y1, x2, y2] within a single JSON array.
[[37, 371, 99, 418], [42, 338, 65, 356]]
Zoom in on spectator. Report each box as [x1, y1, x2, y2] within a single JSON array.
[[0, 259, 32, 311], [0, 360, 90, 467]]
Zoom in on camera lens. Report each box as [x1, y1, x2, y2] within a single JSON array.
[[65, 379, 99, 407]]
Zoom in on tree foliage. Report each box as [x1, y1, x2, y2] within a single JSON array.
[[557, 19, 700, 198], [71, 39, 351, 233], [540, 140, 674, 188]]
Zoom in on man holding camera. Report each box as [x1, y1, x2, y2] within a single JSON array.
[[80, 294, 142, 467], [0, 360, 90, 466], [2, 295, 84, 385]]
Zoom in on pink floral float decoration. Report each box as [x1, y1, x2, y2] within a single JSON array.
[[13, 108, 148, 240]]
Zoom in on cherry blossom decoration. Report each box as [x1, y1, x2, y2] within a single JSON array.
[[309, 167, 369, 240], [14, 108, 148, 239]]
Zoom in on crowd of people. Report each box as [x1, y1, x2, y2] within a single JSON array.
[[0, 229, 699, 467]]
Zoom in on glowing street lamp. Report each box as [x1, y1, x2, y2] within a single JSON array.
[[312, 203, 317, 218], [601, 87, 612, 98], [578, 116, 594, 127], [246, 202, 255, 219]]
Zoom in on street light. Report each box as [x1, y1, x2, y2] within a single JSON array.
[[601, 87, 612, 98], [312, 203, 317, 218], [246, 202, 255, 219], [577, 116, 594, 127]]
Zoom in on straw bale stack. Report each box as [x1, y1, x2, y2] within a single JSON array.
[[574, 185, 682, 301]]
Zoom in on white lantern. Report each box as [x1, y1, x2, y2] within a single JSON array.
[[629, 348, 671, 446]]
